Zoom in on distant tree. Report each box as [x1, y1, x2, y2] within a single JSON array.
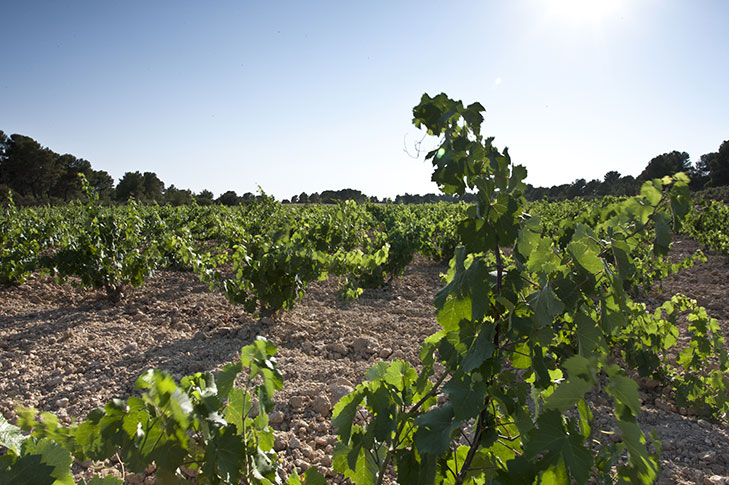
[[524, 184, 547, 201], [545, 184, 569, 200], [290, 194, 299, 204], [0, 134, 61, 203], [241, 192, 255, 203], [596, 171, 620, 196], [196, 189, 215, 205], [318, 188, 368, 204], [116, 171, 146, 201], [0, 131, 8, 163], [309, 192, 320, 204], [708, 140, 729, 187], [637, 151, 691, 182], [50, 154, 92, 201], [0, 133, 9, 202], [298, 192, 309, 204], [142, 172, 164, 203], [696, 153, 714, 177], [566, 179, 586, 199], [687, 154, 711, 190], [603, 171, 621, 185], [88, 170, 114, 201], [583, 179, 601, 197], [164, 185, 194, 206], [115, 171, 165, 203], [614, 175, 638, 196], [0, 131, 8, 203], [217, 190, 240, 206]]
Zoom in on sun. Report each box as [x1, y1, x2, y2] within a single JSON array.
[[543, 0, 623, 25]]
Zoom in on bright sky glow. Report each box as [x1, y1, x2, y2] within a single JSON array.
[[1, 1, 727, 199], [543, 0, 623, 26]]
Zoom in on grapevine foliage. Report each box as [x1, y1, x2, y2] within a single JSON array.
[[224, 228, 331, 316], [42, 175, 161, 302], [0, 194, 42, 284], [1, 339, 326, 485], [331, 93, 728, 484], [683, 199, 729, 257]]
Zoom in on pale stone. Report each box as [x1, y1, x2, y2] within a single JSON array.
[[329, 384, 354, 404], [353, 337, 375, 354], [312, 395, 331, 417], [269, 410, 285, 425], [327, 342, 348, 355]]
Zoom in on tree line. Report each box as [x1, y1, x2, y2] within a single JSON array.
[[1, 129, 727, 206], [524, 144, 729, 201], [0, 131, 260, 206]]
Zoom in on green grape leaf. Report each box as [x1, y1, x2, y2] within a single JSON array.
[[332, 389, 366, 444], [25, 438, 74, 485], [0, 415, 25, 453], [286, 471, 303, 485], [443, 374, 488, 421], [575, 311, 604, 357], [333, 441, 378, 485], [615, 418, 659, 482], [527, 237, 560, 274], [437, 294, 472, 332], [501, 455, 537, 484], [531, 345, 552, 389], [544, 375, 592, 413], [216, 361, 243, 400], [368, 386, 397, 442], [212, 425, 244, 484], [527, 283, 564, 328], [524, 410, 592, 484], [652, 212, 671, 256], [567, 240, 603, 276], [395, 449, 438, 484], [414, 404, 459, 455], [539, 456, 569, 485], [577, 399, 592, 440], [640, 181, 662, 207], [516, 216, 541, 261], [0, 452, 55, 485], [461, 324, 496, 372], [611, 240, 634, 281], [225, 388, 246, 434], [600, 291, 626, 335], [607, 375, 641, 416], [257, 427, 275, 452], [286, 467, 327, 485], [302, 467, 328, 485]]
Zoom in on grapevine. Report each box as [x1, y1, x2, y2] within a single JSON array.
[[331, 93, 727, 484]]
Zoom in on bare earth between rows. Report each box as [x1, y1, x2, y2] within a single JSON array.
[[1, 239, 728, 484]]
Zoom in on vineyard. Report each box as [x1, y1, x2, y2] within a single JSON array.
[[2, 94, 729, 484]]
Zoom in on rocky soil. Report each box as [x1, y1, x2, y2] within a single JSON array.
[[1, 240, 728, 484]]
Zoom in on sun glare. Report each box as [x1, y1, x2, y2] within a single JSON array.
[[544, 0, 623, 25]]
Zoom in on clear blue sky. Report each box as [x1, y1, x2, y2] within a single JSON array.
[[1, 1, 727, 199]]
